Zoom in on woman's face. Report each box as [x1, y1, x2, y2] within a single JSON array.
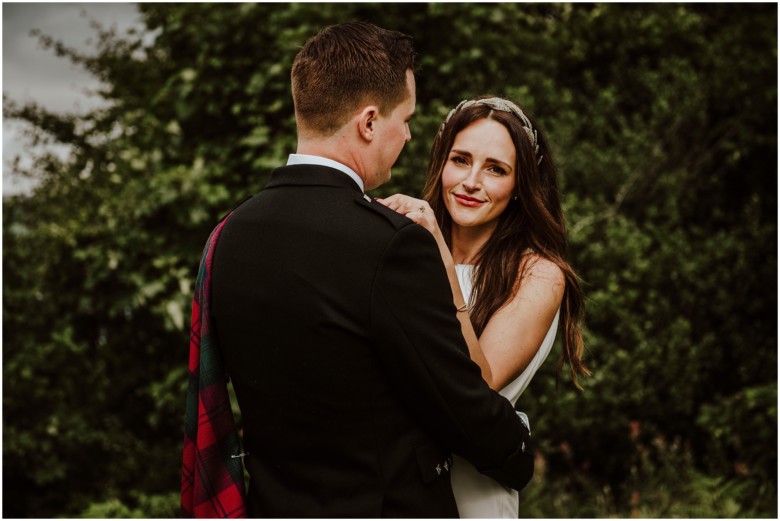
[[441, 118, 517, 235]]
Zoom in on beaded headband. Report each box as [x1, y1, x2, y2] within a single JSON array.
[[440, 97, 543, 165]]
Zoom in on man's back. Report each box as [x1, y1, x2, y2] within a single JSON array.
[[212, 165, 461, 516]]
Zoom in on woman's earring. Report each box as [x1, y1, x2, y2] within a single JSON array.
[[513, 195, 518, 201]]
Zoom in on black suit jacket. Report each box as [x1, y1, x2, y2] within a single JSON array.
[[211, 165, 533, 518]]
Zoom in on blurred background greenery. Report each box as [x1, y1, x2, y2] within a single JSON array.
[[3, 3, 777, 518]]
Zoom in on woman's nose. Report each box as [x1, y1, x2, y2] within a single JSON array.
[[462, 168, 480, 191]]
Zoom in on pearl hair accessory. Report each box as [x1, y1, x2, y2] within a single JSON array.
[[440, 97, 543, 165]]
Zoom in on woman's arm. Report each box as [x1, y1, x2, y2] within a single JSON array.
[[378, 193, 564, 390], [478, 256, 564, 389]]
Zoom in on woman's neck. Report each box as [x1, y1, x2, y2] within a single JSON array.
[[450, 222, 497, 265]]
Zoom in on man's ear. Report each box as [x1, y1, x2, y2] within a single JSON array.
[[357, 105, 380, 143]]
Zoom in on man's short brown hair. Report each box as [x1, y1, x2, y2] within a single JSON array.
[[291, 22, 416, 135]]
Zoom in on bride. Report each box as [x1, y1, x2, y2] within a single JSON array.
[[380, 96, 589, 518]]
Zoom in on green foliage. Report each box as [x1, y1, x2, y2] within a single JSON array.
[[519, 431, 759, 517], [3, 3, 776, 517], [78, 492, 179, 518]]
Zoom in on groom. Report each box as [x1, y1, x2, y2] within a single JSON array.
[[210, 22, 533, 517]]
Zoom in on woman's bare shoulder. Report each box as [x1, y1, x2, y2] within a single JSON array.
[[517, 253, 565, 298]]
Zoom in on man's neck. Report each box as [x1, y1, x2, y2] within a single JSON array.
[[296, 139, 368, 186], [287, 152, 365, 192]]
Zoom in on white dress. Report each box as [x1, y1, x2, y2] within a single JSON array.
[[450, 264, 560, 518]]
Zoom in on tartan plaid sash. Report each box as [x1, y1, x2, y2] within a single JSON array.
[[181, 213, 247, 518]]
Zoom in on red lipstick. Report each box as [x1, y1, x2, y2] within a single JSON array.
[[454, 194, 484, 207]]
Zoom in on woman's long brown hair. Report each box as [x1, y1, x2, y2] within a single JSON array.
[[423, 98, 590, 389]]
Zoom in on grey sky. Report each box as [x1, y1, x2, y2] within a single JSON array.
[[3, 2, 144, 195]]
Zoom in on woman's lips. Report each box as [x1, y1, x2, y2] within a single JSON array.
[[453, 194, 485, 207]]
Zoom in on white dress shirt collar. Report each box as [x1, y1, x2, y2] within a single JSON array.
[[286, 154, 365, 193]]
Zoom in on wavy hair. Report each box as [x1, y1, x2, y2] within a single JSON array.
[[422, 97, 590, 388]]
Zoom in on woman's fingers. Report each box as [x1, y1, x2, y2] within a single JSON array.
[[376, 194, 436, 237], [378, 195, 438, 236], [380, 194, 429, 215], [381, 194, 412, 210]]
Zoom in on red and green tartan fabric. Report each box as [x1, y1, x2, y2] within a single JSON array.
[[181, 213, 248, 518]]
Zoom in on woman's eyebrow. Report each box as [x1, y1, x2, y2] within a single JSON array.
[[486, 157, 513, 169]]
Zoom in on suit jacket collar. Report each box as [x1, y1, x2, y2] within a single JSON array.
[[266, 164, 364, 194]]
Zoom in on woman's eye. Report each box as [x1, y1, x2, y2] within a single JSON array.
[[451, 156, 468, 165], [489, 165, 507, 175]]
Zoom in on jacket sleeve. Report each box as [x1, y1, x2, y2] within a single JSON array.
[[370, 222, 533, 491]]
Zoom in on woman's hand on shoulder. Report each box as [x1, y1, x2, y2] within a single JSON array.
[[376, 194, 440, 238], [376, 194, 456, 274]]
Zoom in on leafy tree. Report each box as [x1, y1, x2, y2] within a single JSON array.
[[3, 3, 776, 517]]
